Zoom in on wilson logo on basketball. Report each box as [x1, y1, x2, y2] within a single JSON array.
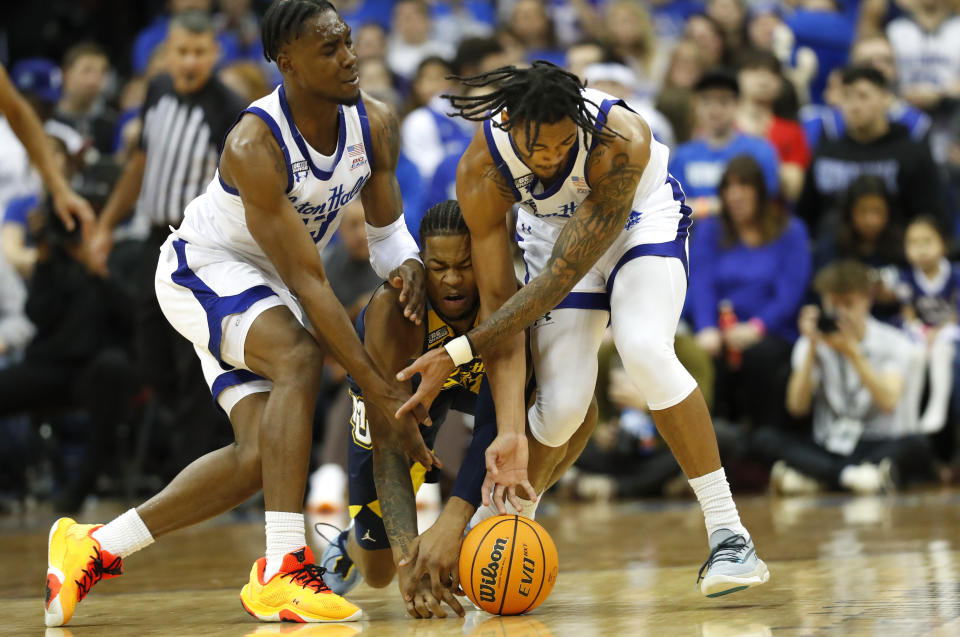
[[478, 537, 508, 603]]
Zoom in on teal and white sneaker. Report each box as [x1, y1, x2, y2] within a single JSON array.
[[319, 528, 362, 595], [697, 529, 770, 597]]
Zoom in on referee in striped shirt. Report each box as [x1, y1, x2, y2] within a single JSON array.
[[90, 10, 245, 460]]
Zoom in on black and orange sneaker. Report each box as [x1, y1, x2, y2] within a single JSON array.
[[239, 547, 362, 623], [45, 517, 123, 626]]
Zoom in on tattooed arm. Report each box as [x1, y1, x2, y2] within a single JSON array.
[[360, 93, 425, 323], [467, 107, 651, 354]]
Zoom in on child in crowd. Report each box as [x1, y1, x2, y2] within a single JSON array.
[[897, 216, 960, 434]]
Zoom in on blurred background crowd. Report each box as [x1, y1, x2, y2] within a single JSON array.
[[1, 0, 959, 515]]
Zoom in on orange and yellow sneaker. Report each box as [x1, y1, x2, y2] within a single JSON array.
[[44, 517, 123, 627], [239, 547, 362, 623]]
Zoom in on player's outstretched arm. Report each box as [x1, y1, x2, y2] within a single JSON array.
[[399, 376, 497, 606], [221, 114, 436, 469], [0, 64, 94, 232], [466, 107, 651, 357], [361, 286, 461, 617], [359, 94, 425, 324]]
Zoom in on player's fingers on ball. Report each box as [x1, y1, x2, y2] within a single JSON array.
[[443, 588, 465, 616], [522, 480, 538, 502]]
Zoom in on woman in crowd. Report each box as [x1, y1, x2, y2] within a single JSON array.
[[689, 155, 811, 428]]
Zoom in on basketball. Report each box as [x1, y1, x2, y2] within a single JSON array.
[[459, 515, 559, 615]]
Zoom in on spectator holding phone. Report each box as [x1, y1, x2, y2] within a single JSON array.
[[754, 260, 934, 495]]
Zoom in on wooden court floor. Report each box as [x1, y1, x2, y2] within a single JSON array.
[[2, 491, 959, 637]]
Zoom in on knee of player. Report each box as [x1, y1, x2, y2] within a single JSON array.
[[357, 553, 396, 588], [271, 335, 325, 390], [529, 402, 586, 448], [620, 335, 677, 376], [233, 440, 262, 484]]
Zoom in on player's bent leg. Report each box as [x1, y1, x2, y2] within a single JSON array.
[[526, 308, 608, 490], [609, 256, 768, 596], [44, 389, 270, 626], [542, 397, 599, 490], [346, 531, 395, 588], [239, 307, 361, 622], [137, 392, 266, 536]]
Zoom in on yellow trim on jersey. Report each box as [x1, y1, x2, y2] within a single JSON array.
[[424, 306, 485, 394], [353, 460, 431, 519]]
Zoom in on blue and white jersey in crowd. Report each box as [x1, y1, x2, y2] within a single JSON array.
[[485, 87, 692, 302], [174, 83, 374, 285], [896, 259, 960, 327], [800, 102, 931, 151]]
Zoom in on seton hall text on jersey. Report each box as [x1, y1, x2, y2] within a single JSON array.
[[291, 174, 368, 242]]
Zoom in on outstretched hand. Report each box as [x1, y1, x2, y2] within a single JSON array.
[[394, 347, 455, 419], [389, 258, 425, 325], [51, 185, 95, 233], [396, 528, 465, 618], [481, 433, 537, 514]]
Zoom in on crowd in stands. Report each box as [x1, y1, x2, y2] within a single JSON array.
[[1, 0, 959, 513]]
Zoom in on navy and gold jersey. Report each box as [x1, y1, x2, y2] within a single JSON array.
[[345, 295, 495, 551]]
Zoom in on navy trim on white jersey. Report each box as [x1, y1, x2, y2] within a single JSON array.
[[355, 96, 375, 173], [278, 84, 346, 181], [247, 106, 294, 193], [604, 174, 692, 295], [483, 119, 522, 201], [171, 239, 278, 371], [211, 369, 266, 405], [555, 291, 610, 311]]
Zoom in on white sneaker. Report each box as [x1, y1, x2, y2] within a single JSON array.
[[306, 463, 347, 513], [770, 461, 821, 496], [840, 463, 882, 495], [575, 474, 617, 501]]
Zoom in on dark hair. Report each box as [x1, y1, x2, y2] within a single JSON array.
[[840, 65, 888, 90], [415, 56, 453, 79], [694, 66, 739, 94], [170, 10, 216, 35], [62, 42, 107, 70], [906, 214, 947, 243], [814, 260, 871, 296], [717, 154, 786, 246], [419, 200, 468, 246], [445, 61, 623, 152], [836, 175, 903, 264], [453, 37, 504, 76], [736, 48, 781, 75], [262, 0, 336, 63]]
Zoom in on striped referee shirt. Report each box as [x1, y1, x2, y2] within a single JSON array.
[[136, 74, 245, 227]]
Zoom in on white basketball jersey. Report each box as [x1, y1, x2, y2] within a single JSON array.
[[484, 88, 671, 231], [175, 84, 374, 282]]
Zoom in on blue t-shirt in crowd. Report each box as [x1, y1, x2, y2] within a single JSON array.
[[688, 215, 811, 341], [785, 8, 855, 104], [397, 152, 425, 241], [132, 16, 243, 74], [669, 133, 780, 200], [3, 193, 38, 228]]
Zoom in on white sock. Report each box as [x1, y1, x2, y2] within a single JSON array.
[[263, 511, 306, 582], [90, 508, 155, 559], [688, 468, 749, 541], [468, 492, 542, 529]]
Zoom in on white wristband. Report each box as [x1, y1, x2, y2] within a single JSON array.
[[365, 215, 422, 279], [444, 334, 475, 366]]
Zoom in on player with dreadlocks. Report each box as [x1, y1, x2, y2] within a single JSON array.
[[44, 0, 434, 626], [397, 61, 771, 598]]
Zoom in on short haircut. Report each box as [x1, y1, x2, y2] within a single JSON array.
[[694, 67, 740, 95], [261, 0, 336, 63], [736, 48, 781, 75], [62, 42, 108, 70], [420, 200, 468, 246], [169, 10, 216, 35], [453, 37, 504, 76], [906, 214, 947, 242], [814, 260, 871, 296], [840, 65, 888, 90]]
